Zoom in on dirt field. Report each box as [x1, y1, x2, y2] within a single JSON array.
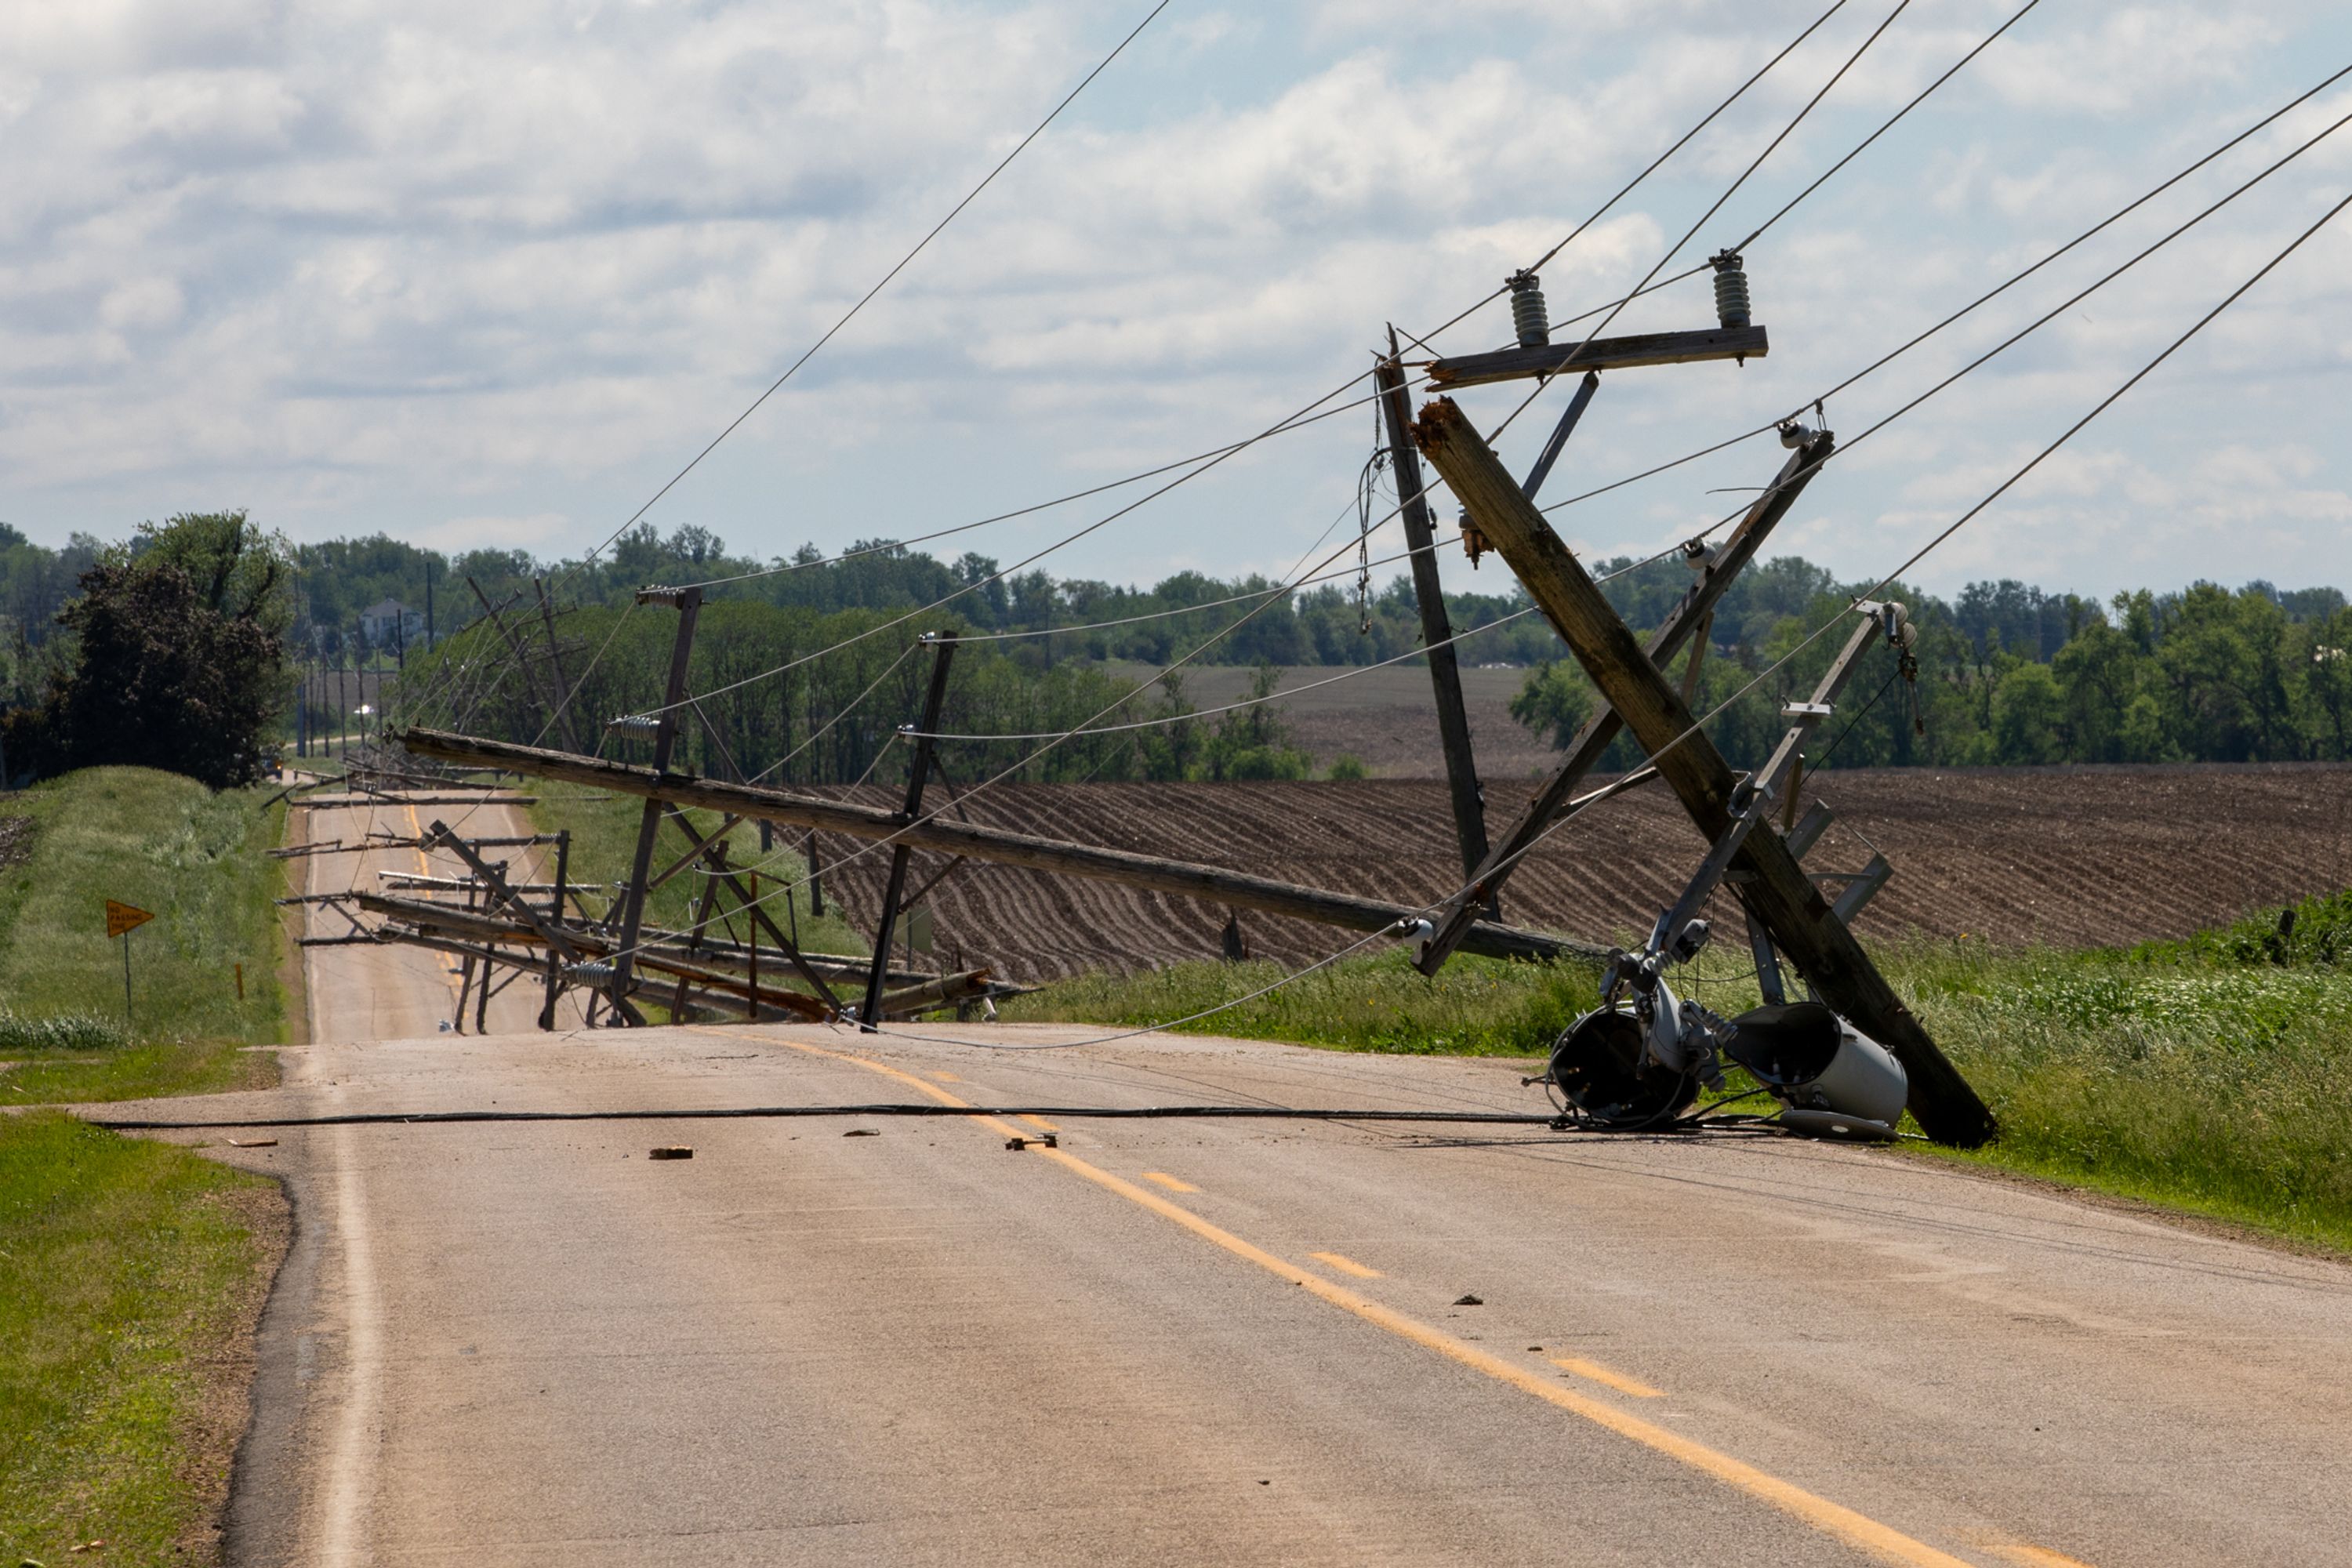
[[812, 763, 2352, 982], [1103, 661, 1559, 781]]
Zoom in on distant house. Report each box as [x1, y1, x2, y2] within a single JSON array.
[[359, 598, 425, 650]]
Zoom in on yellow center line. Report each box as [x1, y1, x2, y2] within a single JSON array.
[[717, 1027, 1995, 1568], [1140, 1172, 1200, 1193], [1308, 1250, 1383, 1279], [1983, 1545, 2098, 1568], [1551, 1356, 1664, 1399], [405, 803, 467, 1009]]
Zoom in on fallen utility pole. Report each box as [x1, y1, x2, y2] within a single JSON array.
[[1414, 429, 1835, 975], [1410, 394, 1994, 1147], [399, 728, 1606, 965]]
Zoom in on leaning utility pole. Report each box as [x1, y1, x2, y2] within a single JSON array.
[[861, 632, 957, 1029], [1377, 330, 1490, 894], [1410, 394, 1994, 1146], [604, 585, 704, 1022]]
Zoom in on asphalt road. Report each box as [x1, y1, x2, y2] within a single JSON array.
[[296, 795, 586, 1038], [116, 1015, 2352, 1566]]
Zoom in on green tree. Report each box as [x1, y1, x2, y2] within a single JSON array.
[[2, 514, 293, 788], [1992, 660, 2067, 764]]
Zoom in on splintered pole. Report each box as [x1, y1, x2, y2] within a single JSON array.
[[1378, 336, 1490, 891], [1411, 395, 1995, 1147], [862, 633, 956, 1030], [607, 586, 704, 1024]]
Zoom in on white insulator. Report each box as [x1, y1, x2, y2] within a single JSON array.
[[1507, 270, 1550, 347], [605, 713, 662, 738], [635, 585, 689, 607]]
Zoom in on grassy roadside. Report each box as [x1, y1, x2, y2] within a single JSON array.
[[0, 768, 297, 1563], [1, 1114, 284, 1565], [1005, 927, 2352, 1255], [0, 767, 288, 1105]]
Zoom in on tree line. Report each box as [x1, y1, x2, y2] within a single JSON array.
[[7, 507, 2352, 790], [1512, 572, 2352, 771]]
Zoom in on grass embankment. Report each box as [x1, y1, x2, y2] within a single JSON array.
[[524, 789, 866, 958], [0, 768, 296, 1563], [0, 768, 287, 1105], [1007, 910, 2352, 1254]]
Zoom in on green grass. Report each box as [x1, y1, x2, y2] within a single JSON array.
[[1, 1112, 279, 1565], [524, 789, 866, 958], [1007, 931, 2352, 1254], [0, 768, 289, 1106], [1005, 947, 1608, 1056]]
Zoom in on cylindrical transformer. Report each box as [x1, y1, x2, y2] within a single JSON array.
[[1711, 252, 1751, 329], [1508, 270, 1549, 347]]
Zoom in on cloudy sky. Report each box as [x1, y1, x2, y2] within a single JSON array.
[[5, 0, 2352, 604]]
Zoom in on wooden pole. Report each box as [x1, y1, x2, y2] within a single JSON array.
[[1378, 337, 1491, 895], [470, 577, 579, 753], [607, 587, 702, 1023], [399, 728, 1608, 965], [1414, 432, 1835, 975], [862, 633, 956, 1029], [540, 828, 570, 1030], [1409, 394, 1994, 1146], [535, 579, 575, 731]]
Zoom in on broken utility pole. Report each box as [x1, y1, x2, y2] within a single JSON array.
[[1414, 427, 1835, 975], [1410, 394, 1994, 1147]]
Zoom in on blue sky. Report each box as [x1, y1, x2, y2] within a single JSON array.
[[5, 0, 2351, 606]]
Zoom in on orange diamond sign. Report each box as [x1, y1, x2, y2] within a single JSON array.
[[105, 900, 155, 938]]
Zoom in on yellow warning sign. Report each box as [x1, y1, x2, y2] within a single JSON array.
[[105, 900, 155, 938]]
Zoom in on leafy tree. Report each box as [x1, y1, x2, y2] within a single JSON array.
[[2, 513, 292, 788]]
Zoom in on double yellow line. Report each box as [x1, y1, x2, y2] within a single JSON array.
[[717, 1025, 2083, 1568]]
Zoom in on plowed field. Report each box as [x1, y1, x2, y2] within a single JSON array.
[[813, 763, 2352, 982]]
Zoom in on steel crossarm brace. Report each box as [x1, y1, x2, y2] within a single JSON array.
[[1410, 394, 1995, 1147], [1413, 433, 1835, 976], [1522, 371, 1600, 501]]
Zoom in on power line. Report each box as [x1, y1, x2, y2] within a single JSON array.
[[568, 0, 1175, 579], [1538, 57, 2352, 523]]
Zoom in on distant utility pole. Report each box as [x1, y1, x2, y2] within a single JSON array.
[[425, 557, 435, 649]]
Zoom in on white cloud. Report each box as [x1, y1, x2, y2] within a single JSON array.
[[0, 0, 2348, 608]]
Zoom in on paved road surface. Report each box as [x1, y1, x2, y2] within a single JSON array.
[[296, 795, 586, 1038], [119, 1018, 2352, 1566]]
